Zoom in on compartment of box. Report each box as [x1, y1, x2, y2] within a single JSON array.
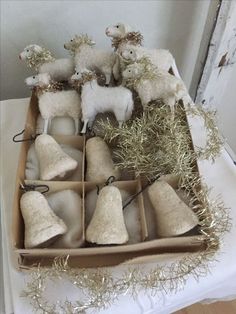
[[14, 181, 84, 251], [84, 179, 148, 245]]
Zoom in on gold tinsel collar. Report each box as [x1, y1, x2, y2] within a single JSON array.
[[67, 34, 95, 54], [33, 81, 64, 95], [71, 71, 97, 89], [112, 31, 143, 50], [25, 48, 55, 70], [125, 57, 159, 88]]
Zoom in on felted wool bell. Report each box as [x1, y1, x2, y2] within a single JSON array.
[[46, 190, 83, 248], [86, 137, 120, 182], [20, 191, 67, 248], [86, 186, 129, 245], [25, 143, 83, 181], [85, 188, 141, 244], [35, 134, 78, 181], [148, 181, 199, 237]]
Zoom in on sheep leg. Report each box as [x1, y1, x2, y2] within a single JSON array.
[[81, 119, 89, 134], [43, 118, 49, 134], [73, 118, 79, 135], [118, 121, 123, 128]]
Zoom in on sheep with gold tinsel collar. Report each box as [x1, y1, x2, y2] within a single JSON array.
[[25, 73, 81, 134], [122, 57, 191, 116], [70, 69, 134, 133], [64, 34, 117, 85], [19, 44, 75, 81]]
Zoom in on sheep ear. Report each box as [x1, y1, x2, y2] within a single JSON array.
[[34, 45, 43, 53], [90, 40, 96, 45], [124, 24, 132, 33]]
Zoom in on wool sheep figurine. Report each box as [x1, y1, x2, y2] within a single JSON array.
[[122, 58, 190, 115], [19, 44, 75, 81], [105, 23, 143, 80], [25, 73, 81, 134], [64, 34, 117, 85], [120, 44, 175, 73], [70, 69, 134, 133]]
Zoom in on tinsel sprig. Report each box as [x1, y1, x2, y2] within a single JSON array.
[[26, 48, 55, 70], [186, 104, 223, 162], [112, 31, 143, 50]]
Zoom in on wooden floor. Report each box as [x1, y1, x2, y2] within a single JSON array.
[[174, 300, 236, 314]]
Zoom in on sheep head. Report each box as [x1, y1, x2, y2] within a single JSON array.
[[19, 45, 54, 69], [64, 34, 95, 53], [122, 58, 157, 87], [120, 44, 140, 62], [105, 23, 132, 38], [25, 73, 51, 88], [70, 69, 97, 87]]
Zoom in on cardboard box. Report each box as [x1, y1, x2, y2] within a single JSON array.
[[11, 93, 206, 269]]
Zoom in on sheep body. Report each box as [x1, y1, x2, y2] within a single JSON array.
[[122, 62, 189, 113], [71, 70, 134, 133], [81, 80, 133, 133], [121, 44, 174, 72], [20, 44, 74, 81], [25, 73, 81, 134], [39, 58, 75, 81], [64, 36, 117, 85]]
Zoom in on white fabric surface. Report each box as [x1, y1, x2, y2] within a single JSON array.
[[1, 98, 236, 314]]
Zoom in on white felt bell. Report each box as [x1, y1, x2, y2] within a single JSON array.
[[35, 134, 78, 180], [86, 186, 128, 245], [46, 190, 83, 248], [25, 143, 83, 181], [20, 191, 67, 248], [85, 188, 141, 244], [86, 137, 120, 182], [148, 181, 199, 237]]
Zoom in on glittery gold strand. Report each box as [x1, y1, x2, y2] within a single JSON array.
[[26, 48, 55, 70]]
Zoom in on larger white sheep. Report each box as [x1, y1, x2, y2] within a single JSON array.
[[120, 44, 175, 73], [19, 44, 75, 81], [71, 69, 134, 133], [25, 73, 81, 134], [64, 35, 117, 85], [122, 59, 190, 115]]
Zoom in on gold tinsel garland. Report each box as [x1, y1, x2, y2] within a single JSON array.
[[112, 31, 144, 50], [22, 103, 231, 313], [33, 81, 64, 95], [25, 48, 55, 70]]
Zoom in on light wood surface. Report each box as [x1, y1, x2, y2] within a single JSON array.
[[174, 300, 236, 314]]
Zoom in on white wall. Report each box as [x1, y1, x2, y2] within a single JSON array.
[[0, 0, 213, 100]]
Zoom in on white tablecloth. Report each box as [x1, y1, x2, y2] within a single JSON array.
[[1, 98, 236, 314]]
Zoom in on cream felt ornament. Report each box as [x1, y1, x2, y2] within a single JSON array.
[[35, 134, 78, 181], [46, 190, 83, 248], [25, 143, 83, 181], [85, 188, 141, 244], [148, 180, 199, 237], [20, 190, 67, 249], [85, 136, 120, 182], [19, 44, 75, 81], [71, 69, 134, 133], [64, 34, 116, 85], [25, 73, 81, 134], [86, 185, 129, 245]]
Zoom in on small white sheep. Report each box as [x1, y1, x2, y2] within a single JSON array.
[[64, 35, 117, 85], [25, 73, 81, 134], [105, 23, 143, 80], [19, 44, 75, 81], [122, 59, 190, 115], [120, 44, 175, 72], [71, 69, 134, 133]]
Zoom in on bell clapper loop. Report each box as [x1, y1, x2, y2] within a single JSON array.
[[20, 182, 49, 194]]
